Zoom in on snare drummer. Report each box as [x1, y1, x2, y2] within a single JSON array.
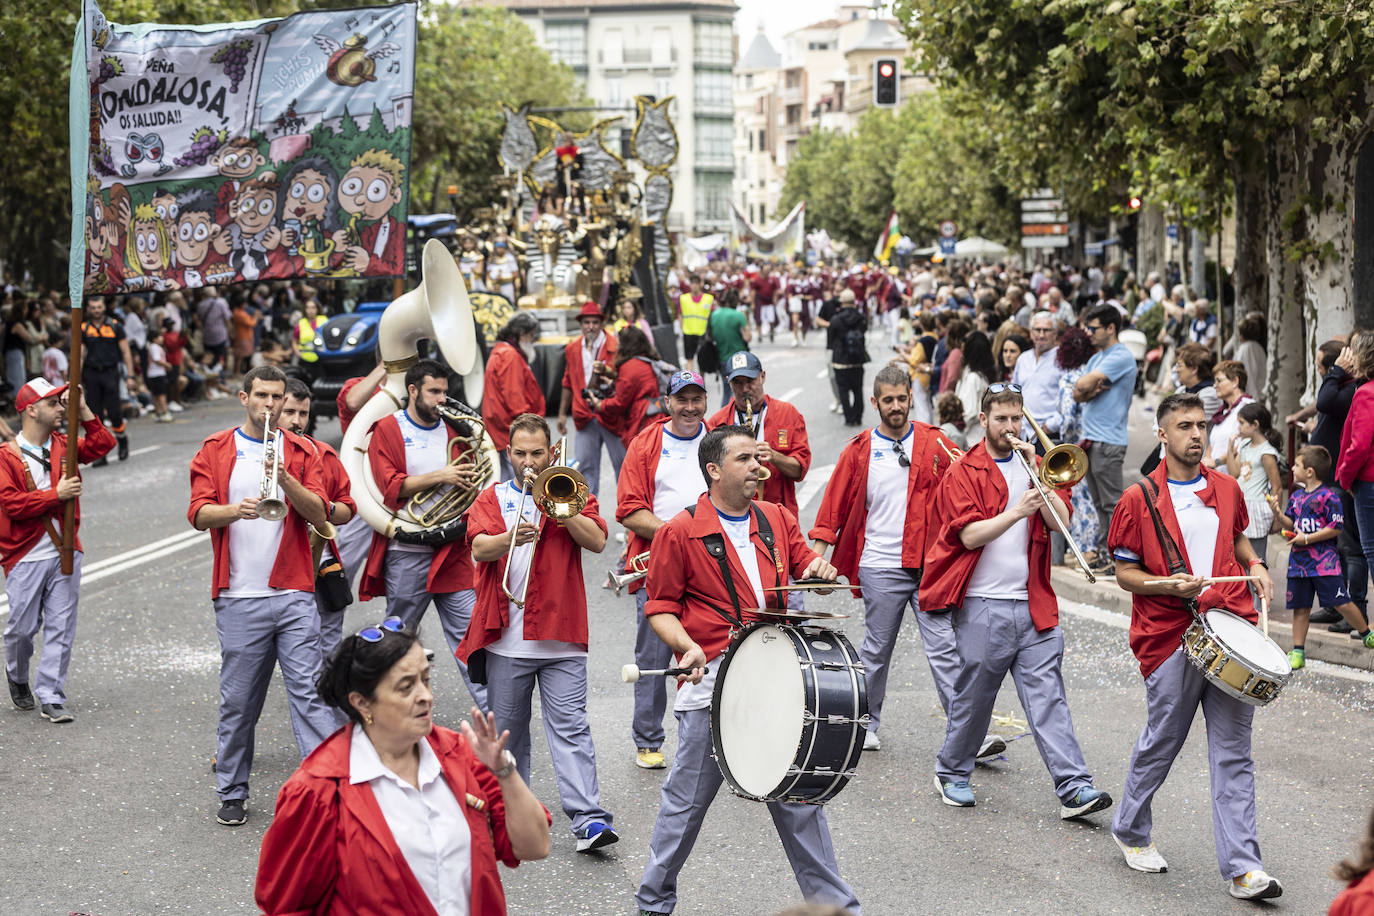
[[924, 384, 1111, 820], [636, 425, 860, 916], [1107, 393, 1280, 900]]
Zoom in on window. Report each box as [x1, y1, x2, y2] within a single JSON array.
[[694, 70, 731, 112], [603, 28, 623, 66], [543, 21, 587, 67], [652, 28, 672, 65], [655, 76, 673, 101], [696, 172, 732, 224], [695, 119, 732, 165], [693, 19, 732, 66], [605, 77, 624, 107]]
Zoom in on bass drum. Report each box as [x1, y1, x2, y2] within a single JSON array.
[[710, 622, 867, 804]]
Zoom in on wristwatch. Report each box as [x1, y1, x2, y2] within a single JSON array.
[[492, 749, 517, 779]]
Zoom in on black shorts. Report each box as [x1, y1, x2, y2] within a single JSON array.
[[146, 375, 169, 397], [1287, 575, 1350, 610], [683, 334, 702, 360], [205, 341, 228, 365]]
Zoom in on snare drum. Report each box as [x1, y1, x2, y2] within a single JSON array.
[[710, 622, 868, 804], [1181, 609, 1290, 706]]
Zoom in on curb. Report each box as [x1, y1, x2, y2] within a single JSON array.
[[1050, 567, 1374, 673]]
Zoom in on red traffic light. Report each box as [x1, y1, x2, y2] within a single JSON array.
[[878, 62, 894, 78], [1127, 195, 1142, 211]]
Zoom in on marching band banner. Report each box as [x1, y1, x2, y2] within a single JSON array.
[[69, 0, 417, 304], [729, 201, 806, 262]]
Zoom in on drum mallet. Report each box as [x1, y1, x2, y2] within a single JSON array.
[[621, 664, 710, 683]]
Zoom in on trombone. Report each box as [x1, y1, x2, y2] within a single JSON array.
[[500, 437, 591, 607], [1005, 413, 1094, 583], [742, 398, 771, 499], [607, 551, 651, 596], [257, 410, 288, 522]]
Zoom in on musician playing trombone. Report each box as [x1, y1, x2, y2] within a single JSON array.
[[923, 384, 1112, 822], [456, 413, 619, 854], [188, 365, 339, 828], [358, 358, 488, 711]]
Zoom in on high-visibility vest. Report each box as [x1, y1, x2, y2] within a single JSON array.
[[679, 293, 713, 336], [297, 316, 326, 362]]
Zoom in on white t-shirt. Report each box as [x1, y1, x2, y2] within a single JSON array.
[[393, 409, 451, 554], [349, 727, 472, 916], [1169, 475, 1218, 576], [41, 347, 68, 385], [223, 429, 288, 598], [486, 480, 586, 660], [965, 455, 1031, 600], [146, 342, 167, 378], [580, 331, 605, 386], [860, 427, 910, 569], [652, 423, 707, 522], [14, 434, 60, 565], [675, 508, 765, 712]]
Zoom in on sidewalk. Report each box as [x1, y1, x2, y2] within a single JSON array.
[[1054, 536, 1374, 673]]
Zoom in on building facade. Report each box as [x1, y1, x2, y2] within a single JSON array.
[[505, 0, 737, 234]]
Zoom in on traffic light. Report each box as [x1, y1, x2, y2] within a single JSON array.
[[873, 58, 899, 107], [1127, 195, 1142, 212]]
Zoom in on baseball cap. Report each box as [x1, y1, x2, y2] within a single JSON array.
[[15, 377, 68, 412], [724, 351, 762, 380], [667, 370, 706, 395]]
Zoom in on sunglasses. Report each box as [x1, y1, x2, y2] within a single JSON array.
[[891, 438, 910, 468], [986, 382, 1022, 395], [358, 616, 405, 643]]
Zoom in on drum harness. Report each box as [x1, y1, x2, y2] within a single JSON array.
[[685, 503, 784, 632], [1138, 477, 1199, 618]]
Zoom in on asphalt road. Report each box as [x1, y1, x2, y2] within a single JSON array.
[[1, 332, 1369, 916]]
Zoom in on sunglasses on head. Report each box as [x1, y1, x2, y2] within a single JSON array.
[[986, 382, 1022, 395], [358, 616, 405, 643]]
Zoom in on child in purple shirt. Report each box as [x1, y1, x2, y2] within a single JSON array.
[[1270, 445, 1374, 669]]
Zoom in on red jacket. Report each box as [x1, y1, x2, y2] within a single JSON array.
[[1108, 461, 1254, 679], [1329, 868, 1374, 916], [456, 483, 607, 659], [595, 357, 660, 446], [0, 421, 115, 573], [358, 413, 476, 601], [707, 396, 811, 517], [255, 724, 549, 916], [482, 342, 545, 451], [187, 426, 327, 598], [305, 436, 357, 519], [1336, 380, 1374, 489], [809, 423, 959, 596], [562, 333, 617, 429], [335, 376, 381, 437], [918, 441, 1065, 631], [646, 494, 817, 662], [615, 419, 703, 594], [357, 216, 405, 277]]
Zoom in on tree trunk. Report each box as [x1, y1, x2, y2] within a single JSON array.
[[1264, 132, 1304, 422], [1229, 163, 1268, 318], [1137, 204, 1166, 278], [1298, 131, 1361, 394]]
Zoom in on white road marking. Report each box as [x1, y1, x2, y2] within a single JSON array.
[[0, 529, 207, 616], [797, 463, 836, 511], [779, 387, 804, 403], [126, 444, 165, 457], [815, 369, 829, 379]]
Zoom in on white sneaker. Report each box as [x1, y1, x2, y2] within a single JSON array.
[[862, 730, 881, 751], [976, 735, 1006, 759], [1229, 870, 1282, 900], [829, 402, 842, 414], [1112, 833, 1168, 873], [156, 413, 174, 423], [168, 401, 185, 412]]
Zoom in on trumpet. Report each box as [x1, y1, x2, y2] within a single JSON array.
[[403, 398, 495, 530], [500, 437, 591, 607], [607, 551, 651, 596], [741, 398, 771, 499], [1005, 418, 1094, 583], [257, 410, 288, 522]]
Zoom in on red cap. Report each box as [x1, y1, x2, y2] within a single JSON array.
[[15, 378, 68, 412], [578, 302, 603, 320]]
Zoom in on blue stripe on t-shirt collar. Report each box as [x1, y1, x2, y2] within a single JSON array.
[[401, 410, 441, 432], [715, 508, 750, 522], [236, 428, 263, 444], [872, 425, 912, 444], [1167, 474, 1203, 485], [664, 422, 704, 442]]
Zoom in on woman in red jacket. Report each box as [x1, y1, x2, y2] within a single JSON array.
[[589, 325, 662, 447], [255, 618, 551, 916]]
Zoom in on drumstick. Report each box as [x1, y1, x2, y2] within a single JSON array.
[[1140, 575, 1262, 586], [1259, 595, 1269, 637], [620, 663, 710, 683]]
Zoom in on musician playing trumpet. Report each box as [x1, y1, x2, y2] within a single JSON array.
[[188, 365, 338, 828], [358, 358, 488, 711], [922, 384, 1112, 822], [457, 414, 620, 854], [557, 302, 624, 498]]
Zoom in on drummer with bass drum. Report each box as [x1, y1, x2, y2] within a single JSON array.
[[635, 425, 860, 916], [1107, 392, 1281, 900]]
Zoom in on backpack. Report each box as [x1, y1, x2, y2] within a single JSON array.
[[637, 356, 678, 417]]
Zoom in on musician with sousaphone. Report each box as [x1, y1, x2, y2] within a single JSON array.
[[923, 383, 1112, 821], [187, 365, 339, 828], [456, 413, 621, 855], [357, 357, 491, 712], [635, 424, 860, 916], [1106, 392, 1282, 901]]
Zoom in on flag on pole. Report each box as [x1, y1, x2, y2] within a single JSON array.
[[874, 208, 900, 263], [70, 1, 417, 306]]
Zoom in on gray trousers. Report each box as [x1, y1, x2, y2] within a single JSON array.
[[855, 566, 928, 731], [937, 596, 1092, 803], [1112, 649, 1262, 879], [633, 589, 672, 750], [382, 544, 487, 711], [636, 707, 861, 915], [4, 552, 82, 705], [315, 513, 373, 652], [1084, 442, 1127, 553], [574, 419, 626, 500], [484, 651, 611, 836], [212, 591, 337, 802]]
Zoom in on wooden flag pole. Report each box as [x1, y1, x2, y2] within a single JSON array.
[[61, 306, 83, 575]]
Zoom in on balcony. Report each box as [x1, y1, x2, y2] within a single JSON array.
[[693, 152, 734, 171], [778, 84, 805, 105], [598, 47, 678, 68], [694, 96, 733, 116]]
